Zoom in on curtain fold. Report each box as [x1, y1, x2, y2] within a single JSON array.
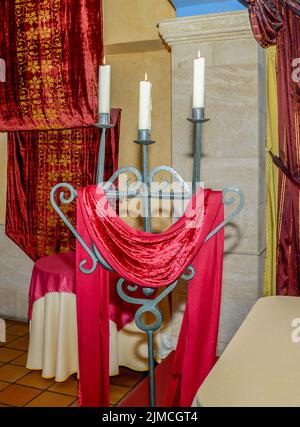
[[6, 109, 121, 261], [0, 0, 102, 131], [248, 0, 300, 295], [248, 0, 282, 48]]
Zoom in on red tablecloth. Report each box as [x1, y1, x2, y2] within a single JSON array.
[[28, 252, 76, 320], [28, 251, 136, 328], [27, 252, 171, 382]]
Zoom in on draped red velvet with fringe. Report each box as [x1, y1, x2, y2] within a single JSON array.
[[248, 0, 300, 295]]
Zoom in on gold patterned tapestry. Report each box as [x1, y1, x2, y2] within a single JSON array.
[[0, 1, 122, 261], [0, 0, 101, 130], [6, 109, 121, 261]]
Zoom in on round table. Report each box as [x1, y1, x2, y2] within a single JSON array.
[[26, 252, 171, 381]]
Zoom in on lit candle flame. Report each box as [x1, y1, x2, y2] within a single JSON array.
[[145, 72, 148, 81], [197, 50, 201, 58], [103, 56, 106, 65]]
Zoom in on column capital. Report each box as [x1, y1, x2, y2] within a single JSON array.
[[159, 10, 252, 47]]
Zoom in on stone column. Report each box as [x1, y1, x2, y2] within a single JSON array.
[[159, 11, 266, 353]]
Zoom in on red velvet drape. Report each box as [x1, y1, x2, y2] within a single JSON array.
[[0, 0, 121, 260], [76, 185, 224, 407], [0, 0, 102, 130], [6, 109, 121, 261], [248, 0, 300, 295]]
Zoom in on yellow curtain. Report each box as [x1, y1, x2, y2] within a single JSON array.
[[264, 46, 279, 296]]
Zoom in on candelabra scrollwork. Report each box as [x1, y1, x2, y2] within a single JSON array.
[[116, 263, 197, 334], [50, 183, 244, 275], [92, 243, 114, 273], [181, 265, 196, 281], [116, 277, 178, 408], [205, 187, 244, 243], [50, 183, 99, 275], [117, 278, 177, 327], [103, 166, 143, 195], [116, 264, 196, 408], [149, 166, 192, 196]]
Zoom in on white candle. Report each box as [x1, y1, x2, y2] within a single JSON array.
[[99, 57, 111, 114], [139, 73, 152, 130], [193, 50, 205, 108]]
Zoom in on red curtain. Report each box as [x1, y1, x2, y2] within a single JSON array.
[[6, 109, 121, 261], [0, 0, 102, 131], [248, 0, 300, 295], [0, 0, 122, 261]]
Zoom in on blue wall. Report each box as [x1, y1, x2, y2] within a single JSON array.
[[171, 0, 246, 17]]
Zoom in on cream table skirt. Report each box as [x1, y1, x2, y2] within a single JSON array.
[[27, 292, 171, 382]]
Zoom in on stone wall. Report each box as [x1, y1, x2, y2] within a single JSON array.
[[0, 134, 33, 321], [159, 10, 266, 353], [0, 226, 33, 321]]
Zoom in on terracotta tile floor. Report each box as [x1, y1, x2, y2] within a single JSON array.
[[0, 319, 143, 407]]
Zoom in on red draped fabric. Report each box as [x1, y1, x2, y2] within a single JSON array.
[[6, 109, 121, 261], [0, 0, 102, 131], [76, 185, 224, 407], [0, 0, 121, 260], [248, 0, 300, 295]]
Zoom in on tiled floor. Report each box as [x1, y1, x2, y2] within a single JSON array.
[[0, 319, 143, 407]]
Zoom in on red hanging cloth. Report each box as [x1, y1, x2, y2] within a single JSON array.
[[248, 0, 300, 295], [0, 0, 114, 261], [0, 0, 102, 131], [6, 109, 121, 261], [76, 185, 224, 407]]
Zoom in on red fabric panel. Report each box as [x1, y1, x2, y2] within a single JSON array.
[[165, 208, 224, 406], [6, 109, 121, 261], [0, 0, 103, 131]]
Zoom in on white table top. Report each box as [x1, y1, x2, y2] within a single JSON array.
[[193, 296, 300, 407]]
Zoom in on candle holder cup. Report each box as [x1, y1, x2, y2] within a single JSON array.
[[187, 107, 210, 194], [134, 129, 155, 146], [187, 107, 209, 124], [94, 112, 114, 129]]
